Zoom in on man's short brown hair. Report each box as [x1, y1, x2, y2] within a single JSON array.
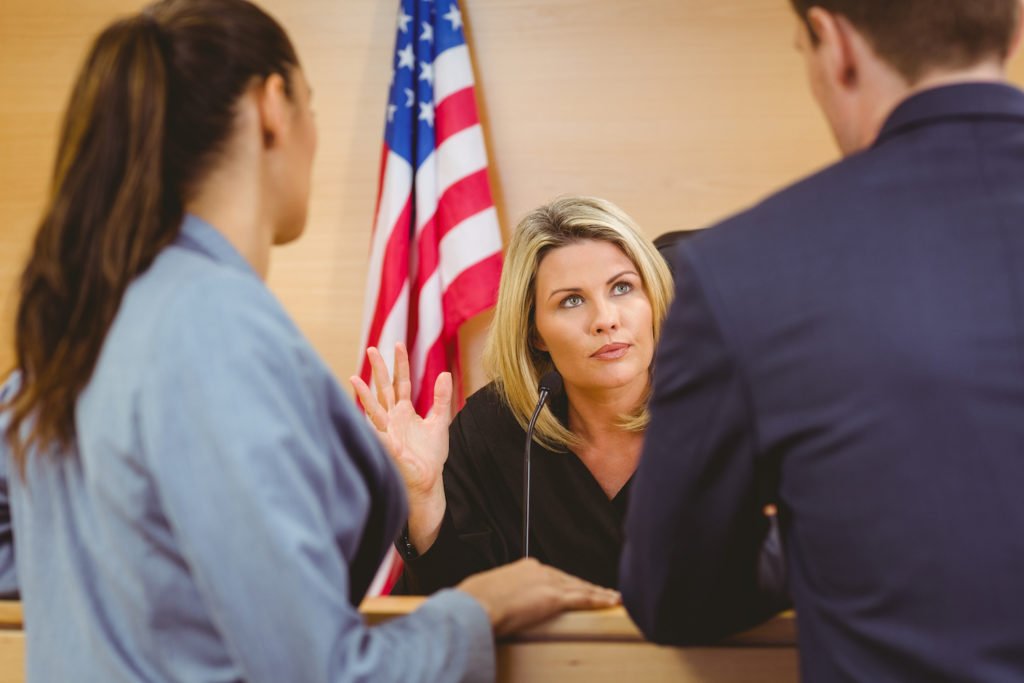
[[790, 0, 1020, 83]]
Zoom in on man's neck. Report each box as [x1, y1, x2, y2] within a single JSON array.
[[909, 61, 1008, 96], [855, 61, 1008, 152]]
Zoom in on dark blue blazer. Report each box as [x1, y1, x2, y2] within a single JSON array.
[[621, 83, 1024, 682]]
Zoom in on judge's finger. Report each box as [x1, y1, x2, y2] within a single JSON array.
[[367, 347, 395, 410], [428, 372, 453, 423], [540, 566, 620, 606], [556, 585, 622, 611], [349, 376, 390, 432], [543, 570, 620, 604], [393, 342, 413, 403]]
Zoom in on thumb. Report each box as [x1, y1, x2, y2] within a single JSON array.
[[428, 372, 453, 423]]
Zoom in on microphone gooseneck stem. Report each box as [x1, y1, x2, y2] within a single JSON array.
[[523, 387, 549, 558]]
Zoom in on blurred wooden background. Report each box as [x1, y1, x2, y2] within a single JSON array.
[[2, 0, 1021, 393]]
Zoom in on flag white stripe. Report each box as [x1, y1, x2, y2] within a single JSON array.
[[375, 284, 410, 377], [413, 124, 488, 234], [433, 44, 474, 105], [358, 151, 413, 354], [437, 125, 488, 201], [439, 207, 503, 286], [414, 151, 438, 234], [409, 207, 501, 398], [409, 271, 443, 398], [366, 549, 400, 597]]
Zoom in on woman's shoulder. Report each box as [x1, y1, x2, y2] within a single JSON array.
[[459, 382, 514, 422], [446, 382, 527, 481], [452, 382, 525, 443]]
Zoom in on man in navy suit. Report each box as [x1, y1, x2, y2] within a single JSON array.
[[621, 1, 1024, 680]]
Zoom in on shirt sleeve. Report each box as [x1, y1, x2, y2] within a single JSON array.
[[619, 246, 783, 644], [138, 281, 494, 683], [400, 400, 508, 594]]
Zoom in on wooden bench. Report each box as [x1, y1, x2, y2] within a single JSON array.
[[0, 602, 23, 683], [0, 599, 798, 682], [363, 597, 798, 682]]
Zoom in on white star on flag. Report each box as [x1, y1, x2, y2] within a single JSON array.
[[387, 104, 397, 122], [418, 101, 435, 127], [443, 4, 462, 30], [397, 43, 415, 70], [396, 8, 412, 33], [419, 61, 434, 85], [403, 87, 415, 107], [420, 22, 434, 43]]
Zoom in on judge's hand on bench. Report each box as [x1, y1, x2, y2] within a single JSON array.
[[458, 558, 621, 637]]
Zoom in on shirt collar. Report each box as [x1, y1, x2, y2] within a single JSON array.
[[874, 81, 1024, 148], [176, 213, 258, 278]]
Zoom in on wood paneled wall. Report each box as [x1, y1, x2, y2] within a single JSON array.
[[2, 0, 1022, 392]]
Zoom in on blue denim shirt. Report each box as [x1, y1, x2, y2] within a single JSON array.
[[0, 215, 493, 682]]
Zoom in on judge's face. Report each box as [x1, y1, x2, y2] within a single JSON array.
[[532, 239, 654, 398]]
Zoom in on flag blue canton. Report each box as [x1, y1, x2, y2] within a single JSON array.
[[385, 0, 467, 168]]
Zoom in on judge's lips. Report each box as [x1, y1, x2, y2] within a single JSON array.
[[590, 343, 630, 360]]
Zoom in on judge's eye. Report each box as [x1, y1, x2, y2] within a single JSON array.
[[612, 281, 633, 295], [560, 294, 584, 308]]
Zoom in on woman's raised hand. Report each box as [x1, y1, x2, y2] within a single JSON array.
[[350, 343, 452, 496], [350, 343, 451, 550]]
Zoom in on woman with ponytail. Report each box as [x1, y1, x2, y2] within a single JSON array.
[[0, 1, 616, 680]]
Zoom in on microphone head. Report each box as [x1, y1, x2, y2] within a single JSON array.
[[538, 369, 563, 398]]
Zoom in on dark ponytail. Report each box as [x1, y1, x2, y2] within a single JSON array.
[[4, 0, 299, 471]]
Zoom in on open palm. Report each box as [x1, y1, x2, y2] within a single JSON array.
[[350, 343, 451, 497]]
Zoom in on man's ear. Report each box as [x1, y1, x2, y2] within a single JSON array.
[[807, 7, 859, 90], [256, 73, 290, 150]]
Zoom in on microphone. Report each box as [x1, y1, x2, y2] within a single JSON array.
[[523, 369, 563, 558]]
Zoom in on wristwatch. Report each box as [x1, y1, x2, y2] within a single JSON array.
[[396, 526, 419, 560]]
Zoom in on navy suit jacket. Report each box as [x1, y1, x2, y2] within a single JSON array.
[[621, 83, 1024, 682]]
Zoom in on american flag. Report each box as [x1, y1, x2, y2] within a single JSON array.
[[359, 0, 503, 595]]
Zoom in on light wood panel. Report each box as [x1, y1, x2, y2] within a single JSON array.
[[2, 0, 1023, 391]]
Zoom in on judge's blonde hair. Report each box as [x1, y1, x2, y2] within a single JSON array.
[[483, 196, 674, 451]]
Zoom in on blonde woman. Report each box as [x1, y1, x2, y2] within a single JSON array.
[[352, 196, 673, 592]]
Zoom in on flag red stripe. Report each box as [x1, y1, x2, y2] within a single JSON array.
[[435, 169, 495, 241], [415, 169, 496, 290], [413, 334, 453, 415], [435, 87, 480, 148], [406, 169, 496, 347], [443, 251, 503, 333], [411, 253, 503, 411], [378, 549, 406, 595], [360, 196, 413, 380], [411, 254, 501, 412]]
